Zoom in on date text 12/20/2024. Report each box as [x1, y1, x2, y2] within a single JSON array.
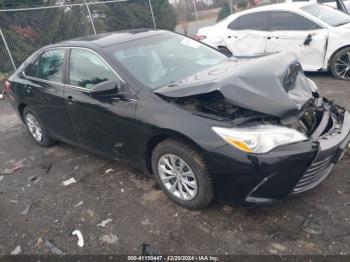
[[127, 256, 220, 261]]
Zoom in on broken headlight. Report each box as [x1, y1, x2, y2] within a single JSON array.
[[212, 125, 307, 154]]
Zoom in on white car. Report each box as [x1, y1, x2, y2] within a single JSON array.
[[196, 3, 350, 80]]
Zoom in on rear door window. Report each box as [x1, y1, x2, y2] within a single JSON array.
[[25, 49, 65, 83], [235, 12, 269, 31]]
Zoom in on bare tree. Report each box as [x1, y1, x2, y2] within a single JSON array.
[[173, 0, 194, 36]]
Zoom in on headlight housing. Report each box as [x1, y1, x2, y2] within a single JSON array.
[[212, 125, 307, 154]]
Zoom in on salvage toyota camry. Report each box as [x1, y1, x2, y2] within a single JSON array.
[[6, 30, 350, 209]]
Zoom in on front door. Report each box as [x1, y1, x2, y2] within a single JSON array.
[[265, 11, 329, 71], [64, 48, 138, 162]]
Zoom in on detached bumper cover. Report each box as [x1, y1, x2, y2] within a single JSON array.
[[204, 109, 350, 206]]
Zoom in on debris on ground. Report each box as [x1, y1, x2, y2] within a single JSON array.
[[10, 246, 21, 255], [87, 209, 94, 217], [97, 218, 113, 227], [62, 177, 77, 186], [142, 244, 160, 256], [0, 94, 3, 100], [74, 165, 79, 171], [100, 234, 118, 245], [141, 218, 151, 226], [271, 243, 287, 252], [28, 175, 37, 182], [105, 168, 114, 174], [302, 215, 324, 235], [72, 230, 84, 248], [1, 165, 22, 175], [42, 162, 52, 174], [9, 200, 18, 204], [35, 237, 43, 247], [74, 201, 84, 207], [0, 175, 3, 182], [44, 239, 65, 255], [21, 204, 32, 216]]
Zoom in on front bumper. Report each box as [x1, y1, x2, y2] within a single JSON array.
[[204, 109, 350, 206]]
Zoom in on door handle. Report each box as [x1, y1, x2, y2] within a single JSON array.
[[66, 95, 74, 104], [25, 85, 31, 93]]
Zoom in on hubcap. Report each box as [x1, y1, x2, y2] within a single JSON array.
[[25, 113, 43, 142], [158, 154, 198, 201], [335, 52, 350, 80]]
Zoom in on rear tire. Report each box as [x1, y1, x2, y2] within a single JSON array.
[[151, 138, 214, 209], [330, 47, 350, 81], [23, 107, 56, 147]]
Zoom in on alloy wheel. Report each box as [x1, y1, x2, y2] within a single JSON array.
[[158, 154, 198, 201], [25, 113, 43, 142], [335, 52, 350, 80]]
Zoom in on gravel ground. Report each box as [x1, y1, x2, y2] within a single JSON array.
[[0, 72, 349, 256]]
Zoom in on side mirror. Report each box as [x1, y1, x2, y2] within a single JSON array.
[[90, 80, 118, 96]]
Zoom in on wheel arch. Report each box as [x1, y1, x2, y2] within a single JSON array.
[[144, 129, 205, 174], [328, 44, 350, 69]]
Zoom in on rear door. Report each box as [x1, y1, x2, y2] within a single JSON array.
[[225, 12, 270, 56], [22, 48, 75, 141], [64, 48, 138, 161], [265, 11, 329, 71]]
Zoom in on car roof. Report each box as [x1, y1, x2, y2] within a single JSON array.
[[49, 29, 168, 49], [230, 2, 312, 15]]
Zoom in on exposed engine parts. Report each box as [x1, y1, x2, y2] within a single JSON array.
[[168, 90, 345, 140]]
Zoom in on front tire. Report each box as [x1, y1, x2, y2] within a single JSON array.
[[330, 47, 350, 80], [23, 107, 56, 147], [151, 139, 214, 209]]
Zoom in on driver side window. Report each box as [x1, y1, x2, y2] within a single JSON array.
[[69, 49, 120, 89]]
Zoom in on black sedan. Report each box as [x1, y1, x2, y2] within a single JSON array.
[[6, 29, 350, 209]]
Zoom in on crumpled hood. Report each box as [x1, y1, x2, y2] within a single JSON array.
[[154, 52, 314, 118]]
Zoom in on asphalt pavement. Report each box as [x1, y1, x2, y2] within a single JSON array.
[[0, 72, 349, 255]]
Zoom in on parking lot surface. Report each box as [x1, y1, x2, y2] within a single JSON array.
[[0, 72, 349, 255]]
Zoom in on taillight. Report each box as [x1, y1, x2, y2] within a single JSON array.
[[195, 35, 207, 41], [4, 80, 11, 93]]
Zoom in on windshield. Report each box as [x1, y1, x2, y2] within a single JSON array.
[[301, 4, 350, 27], [105, 33, 227, 89]]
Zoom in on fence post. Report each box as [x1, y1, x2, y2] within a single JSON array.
[[229, 0, 233, 14], [148, 0, 156, 30], [0, 27, 16, 71], [84, 0, 97, 35], [193, 0, 199, 27]]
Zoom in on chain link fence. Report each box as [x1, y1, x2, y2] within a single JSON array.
[[0, 0, 276, 88]]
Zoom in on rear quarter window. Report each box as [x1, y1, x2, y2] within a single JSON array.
[[25, 49, 65, 83]]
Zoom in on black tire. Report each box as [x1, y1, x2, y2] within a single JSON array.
[[151, 138, 214, 209], [23, 107, 56, 147], [330, 47, 350, 81]]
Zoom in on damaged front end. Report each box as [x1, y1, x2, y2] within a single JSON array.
[[155, 52, 350, 204]]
